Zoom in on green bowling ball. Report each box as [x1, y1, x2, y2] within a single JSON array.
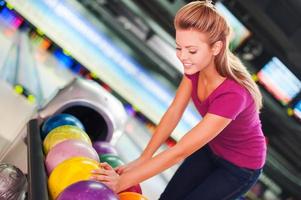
[[99, 154, 124, 168]]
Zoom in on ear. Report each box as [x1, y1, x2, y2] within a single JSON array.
[[212, 41, 223, 56]]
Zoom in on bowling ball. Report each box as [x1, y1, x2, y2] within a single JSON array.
[[99, 154, 124, 168], [43, 125, 92, 154], [57, 180, 119, 200], [45, 139, 99, 175], [122, 184, 142, 194], [48, 157, 100, 200], [119, 192, 148, 200], [93, 141, 118, 155], [41, 113, 85, 140], [0, 163, 27, 200]]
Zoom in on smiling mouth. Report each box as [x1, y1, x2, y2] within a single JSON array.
[[183, 64, 193, 68]]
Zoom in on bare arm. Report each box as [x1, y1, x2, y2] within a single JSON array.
[[140, 76, 192, 159], [116, 113, 232, 192]]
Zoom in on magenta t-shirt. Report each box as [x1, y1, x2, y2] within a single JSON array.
[[186, 72, 266, 169]]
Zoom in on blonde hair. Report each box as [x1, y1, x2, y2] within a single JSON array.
[[174, 0, 262, 111]]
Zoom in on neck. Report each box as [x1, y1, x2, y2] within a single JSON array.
[[199, 62, 224, 86]]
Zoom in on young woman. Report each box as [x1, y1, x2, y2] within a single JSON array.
[[91, 1, 267, 199]]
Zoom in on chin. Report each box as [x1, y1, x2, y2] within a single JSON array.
[[184, 69, 200, 75]]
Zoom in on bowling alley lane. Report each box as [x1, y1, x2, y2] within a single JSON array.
[[5, 0, 201, 140]]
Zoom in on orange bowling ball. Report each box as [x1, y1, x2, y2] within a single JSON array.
[[119, 192, 148, 200]]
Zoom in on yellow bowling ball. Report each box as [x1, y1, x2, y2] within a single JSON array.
[[48, 156, 100, 200], [119, 192, 148, 200], [43, 125, 91, 154]]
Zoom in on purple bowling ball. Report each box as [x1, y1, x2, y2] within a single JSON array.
[[93, 141, 118, 155], [45, 139, 99, 175], [57, 180, 119, 200]]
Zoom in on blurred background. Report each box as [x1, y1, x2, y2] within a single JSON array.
[[0, 0, 300, 199]]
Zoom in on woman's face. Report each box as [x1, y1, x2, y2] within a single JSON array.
[[175, 29, 215, 75]]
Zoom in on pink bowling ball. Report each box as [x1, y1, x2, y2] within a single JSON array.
[[45, 139, 99, 175]]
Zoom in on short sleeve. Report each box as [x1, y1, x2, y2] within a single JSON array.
[[208, 91, 247, 120]]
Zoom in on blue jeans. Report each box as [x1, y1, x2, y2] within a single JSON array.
[[159, 146, 262, 200]]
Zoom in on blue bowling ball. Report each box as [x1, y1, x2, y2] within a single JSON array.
[[41, 113, 85, 140]]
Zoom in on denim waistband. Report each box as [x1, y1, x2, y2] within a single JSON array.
[[212, 153, 262, 180]]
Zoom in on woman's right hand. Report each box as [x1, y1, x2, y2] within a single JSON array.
[[115, 156, 149, 175]]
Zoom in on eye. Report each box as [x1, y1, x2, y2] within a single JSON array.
[[189, 50, 197, 54], [176, 47, 181, 51]]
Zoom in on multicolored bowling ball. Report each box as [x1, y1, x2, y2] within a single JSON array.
[[122, 184, 142, 194], [43, 125, 91, 154], [92, 141, 118, 155], [45, 139, 99, 175], [0, 163, 27, 200], [99, 154, 124, 168], [119, 192, 148, 200], [57, 180, 118, 200], [48, 157, 100, 200], [41, 113, 85, 140]]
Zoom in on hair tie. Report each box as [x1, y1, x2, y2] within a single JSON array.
[[195, 0, 215, 9]]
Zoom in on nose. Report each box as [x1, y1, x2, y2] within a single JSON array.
[[177, 49, 189, 61]]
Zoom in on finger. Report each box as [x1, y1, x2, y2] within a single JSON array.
[[91, 168, 104, 175], [115, 166, 123, 172], [115, 169, 123, 175], [114, 165, 124, 170], [92, 169, 117, 178], [91, 168, 111, 175], [100, 162, 114, 170], [90, 174, 110, 182], [115, 165, 126, 173], [101, 169, 117, 176], [97, 164, 119, 177]]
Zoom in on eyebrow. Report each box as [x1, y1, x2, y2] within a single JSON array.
[[175, 42, 198, 48]]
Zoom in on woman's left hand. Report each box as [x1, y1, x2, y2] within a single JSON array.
[[90, 162, 121, 192]]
